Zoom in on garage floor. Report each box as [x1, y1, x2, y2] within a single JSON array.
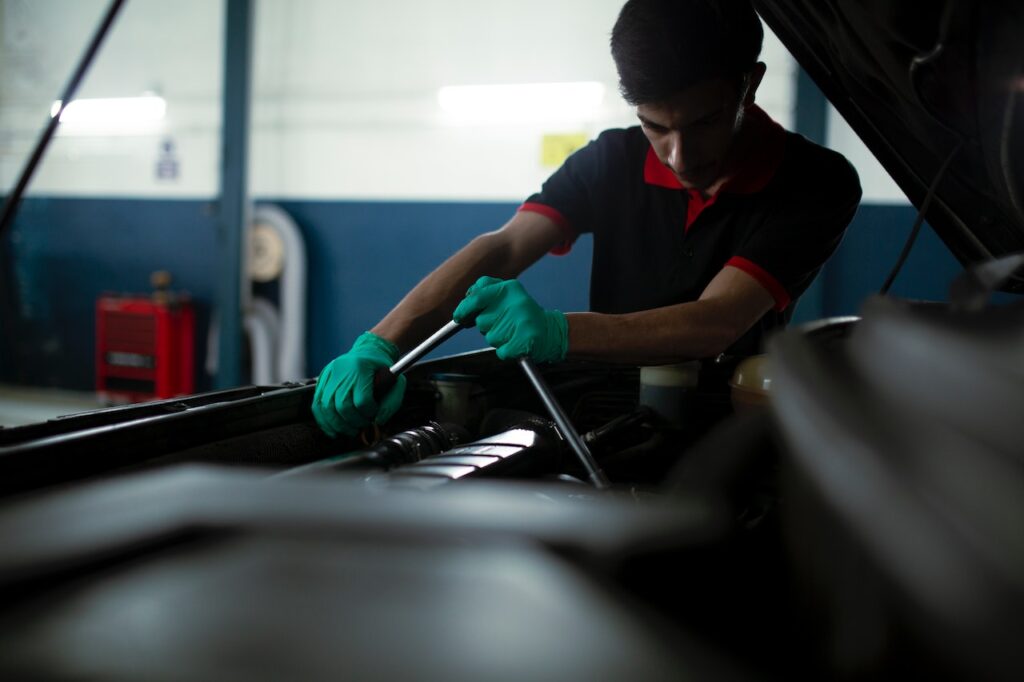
[[0, 384, 107, 428]]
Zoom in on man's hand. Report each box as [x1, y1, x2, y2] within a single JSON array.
[[453, 277, 568, 363], [312, 332, 407, 437]]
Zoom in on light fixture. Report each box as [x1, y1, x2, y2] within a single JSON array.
[[438, 82, 605, 125], [50, 94, 167, 134]]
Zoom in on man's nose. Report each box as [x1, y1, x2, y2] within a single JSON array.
[[665, 131, 689, 173]]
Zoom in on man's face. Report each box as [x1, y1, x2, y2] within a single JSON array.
[[636, 77, 748, 192]]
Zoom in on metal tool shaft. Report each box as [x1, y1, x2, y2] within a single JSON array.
[[377, 319, 609, 489], [389, 320, 463, 374], [517, 357, 610, 490]]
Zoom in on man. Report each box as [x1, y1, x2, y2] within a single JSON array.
[[312, 0, 861, 438]]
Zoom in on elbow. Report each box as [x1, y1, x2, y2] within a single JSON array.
[[468, 230, 502, 252], [466, 231, 516, 278]]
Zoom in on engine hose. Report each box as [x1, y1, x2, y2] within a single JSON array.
[[273, 421, 472, 478], [583, 406, 655, 456]]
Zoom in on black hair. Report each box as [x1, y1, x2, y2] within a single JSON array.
[[610, 0, 764, 105]]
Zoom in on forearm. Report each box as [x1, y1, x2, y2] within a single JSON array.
[[565, 301, 743, 365], [565, 265, 777, 364]]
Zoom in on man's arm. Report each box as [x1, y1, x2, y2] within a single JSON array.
[[371, 210, 567, 352], [565, 265, 776, 364]]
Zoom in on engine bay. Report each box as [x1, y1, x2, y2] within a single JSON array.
[[1, 304, 1022, 680]]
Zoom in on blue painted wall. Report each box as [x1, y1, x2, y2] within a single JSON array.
[[0, 197, 591, 392], [0, 196, 1004, 393]]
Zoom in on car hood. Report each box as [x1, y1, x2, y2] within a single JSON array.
[[756, 0, 1024, 280]]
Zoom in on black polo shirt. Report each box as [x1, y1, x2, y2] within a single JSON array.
[[519, 106, 862, 357]]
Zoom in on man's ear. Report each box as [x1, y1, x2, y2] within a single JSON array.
[[744, 62, 767, 108]]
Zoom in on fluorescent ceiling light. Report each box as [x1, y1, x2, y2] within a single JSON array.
[[51, 95, 166, 134], [438, 82, 605, 124]]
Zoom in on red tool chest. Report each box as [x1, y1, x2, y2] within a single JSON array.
[[95, 295, 195, 403]]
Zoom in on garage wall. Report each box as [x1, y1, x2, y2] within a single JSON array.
[[1, 194, 967, 393], [0, 0, 980, 393], [2, 197, 593, 390], [1, 0, 794, 200], [0, 0, 223, 197]]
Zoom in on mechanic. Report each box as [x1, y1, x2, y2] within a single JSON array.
[[312, 0, 862, 438]]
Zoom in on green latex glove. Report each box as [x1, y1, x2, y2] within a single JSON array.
[[312, 331, 407, 438], [453, 276, 568, 363]]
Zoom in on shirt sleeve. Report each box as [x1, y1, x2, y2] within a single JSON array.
[[728, 153, 862, 311], [519, 130, 621, 255]]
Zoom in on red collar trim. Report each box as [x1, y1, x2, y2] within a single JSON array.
[[642, 105, 786, 196], [643, 146, 684, 188]]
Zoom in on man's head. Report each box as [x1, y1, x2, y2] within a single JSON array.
[[611, 0, 763, 105], [611, 0, 766, 190]]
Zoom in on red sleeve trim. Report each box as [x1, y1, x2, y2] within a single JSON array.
[[518, 202, 576, 256], [726, 256, 791, 311]]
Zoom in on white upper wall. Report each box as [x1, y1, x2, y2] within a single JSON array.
[[0, 0, 223, 197], [1, 0, 800, 201], [826, 106, 907, 204]]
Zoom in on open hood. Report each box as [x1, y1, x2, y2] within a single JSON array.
[[756, 0, 1024, 282]]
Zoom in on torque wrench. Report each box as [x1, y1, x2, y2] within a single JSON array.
[[373, 320, 464, 398]]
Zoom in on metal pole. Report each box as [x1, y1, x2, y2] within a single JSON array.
[[215, 0, 254, 389], [792, 67, 830, 322], [0, 0, 127, 385], [794, 67, 829, 146], [517, 357, 610, 489], [0, 0, 127, 238]]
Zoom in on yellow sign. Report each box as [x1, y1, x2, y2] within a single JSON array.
[[540, 133, 589, 168]]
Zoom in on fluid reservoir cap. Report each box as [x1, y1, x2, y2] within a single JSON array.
[[729, 354, 772, 412], [639, 361, 700, 388]]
